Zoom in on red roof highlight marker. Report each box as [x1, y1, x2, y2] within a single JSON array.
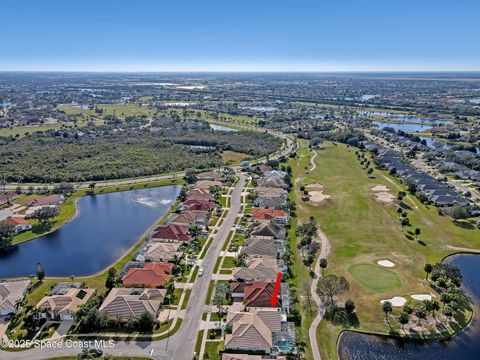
[[270, 272, 283, 306]]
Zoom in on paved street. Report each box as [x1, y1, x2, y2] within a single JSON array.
[[0, 174, 246, 360]]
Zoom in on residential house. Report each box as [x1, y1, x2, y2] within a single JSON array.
[[37, 288, 96, 320], [151, 224, 191, 243], [122, 262, 173, 288], [244, 282, 280, 308], [240, 237, 279, 260], [168, 210, 208, 228], [249, 222, 285, 240], [186, 188, 216, 202], [254, 196, 287, 210], [137, 242, 183, 263], [196, 171, 225, 181], [194, 180, 223, 190], [27, 194, 65, 208], [256, 178, 287, 189], [181, 199, 217, 212], [233, 265, 278, 283], [254, 187, 288, 199], [225, 309, 295, 355], [263, 170, 287, 181], [0, 217, 32, 233], [99, 288, 164, 318], [0, 280, 30, 315], [252, 208, 289, 225]]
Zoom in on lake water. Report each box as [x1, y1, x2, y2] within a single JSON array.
[[72, 104, 91, 110], [390, 116, 453, 125], [247, 106, 278, 112], [419, 137, 453, 151], [419, 137, 480, 154], [374, 121, 432, 133], [210, 124, 237, 132], [338, 253, 480, 360], [0, 186, 181, 278]]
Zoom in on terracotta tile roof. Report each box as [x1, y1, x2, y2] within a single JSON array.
[[196, 171, 224, 181], [37, 288, 96, 316], [194, 180, 223, 189], [254, 187, 287, 198], [1, 217, 30, 225], [244, 282, 280, 308], [143, 242, 183, 262], [169, 210, 208, 226], [186, 189, 215, 202], [151, 224, 191, 242], [122, 262, 173, 288], [225, 312, 272, 351], [27, 194, 64, 207], [99, 288, 164, 318], [183, 200, 216, 211], [252, 208, 286, 221]]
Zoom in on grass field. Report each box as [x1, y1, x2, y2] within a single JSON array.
[[221, 150, 252, 165], [289, 141, 479, 359], [347, 264, 403, 292], [57, 103, 158, 119]]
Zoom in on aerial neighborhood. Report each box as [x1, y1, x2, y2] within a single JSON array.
[[0, 70, 480, 360]]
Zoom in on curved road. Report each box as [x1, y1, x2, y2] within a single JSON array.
[[1, 174, 246, 360]]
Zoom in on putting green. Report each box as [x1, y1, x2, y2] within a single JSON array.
[[347, 263, 402, 292]]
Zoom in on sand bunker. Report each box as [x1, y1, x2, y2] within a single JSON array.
[[380, 297, 407, 307], [305, 183, 324, 190], [377, 260, 395, 268], [375, 191, 395, 203], [371, 185, 390, 192], [309, 191, 331, 204], [411, 294, 432, 301]]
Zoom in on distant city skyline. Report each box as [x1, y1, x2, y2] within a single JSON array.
[[1, 0, 479, 71]]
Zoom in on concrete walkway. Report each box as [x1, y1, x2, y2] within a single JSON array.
[[308, 228, 331, 360]]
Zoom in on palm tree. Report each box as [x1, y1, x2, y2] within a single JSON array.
[[414, 228, 421, 240], [443, 305, 454, 323], [399, 312, 410, 332], [14, 298, 23, 312], [382, 301, 393, 323], [415, 305, 427, 326], [319, 258, 328, 276], [431, 299, 440, 319], [396, 207, 403, 218], [424, 263, 433, 280]]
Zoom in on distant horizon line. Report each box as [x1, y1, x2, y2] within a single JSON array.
[[1, 70, 480, 74]]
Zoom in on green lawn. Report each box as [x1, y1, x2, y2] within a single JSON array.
[[57, 103, 158, 119], [0, 122, 75, 138], [204, 341, 224, 360], [289, 141, 478, 359], [347, 264, 403, 292], [221, 257, 236, 269]]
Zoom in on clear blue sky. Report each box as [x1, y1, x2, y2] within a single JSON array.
[[1, 0, 479, 71]]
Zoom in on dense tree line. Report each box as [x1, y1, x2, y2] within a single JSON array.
[[0, 129, 280, 182]]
